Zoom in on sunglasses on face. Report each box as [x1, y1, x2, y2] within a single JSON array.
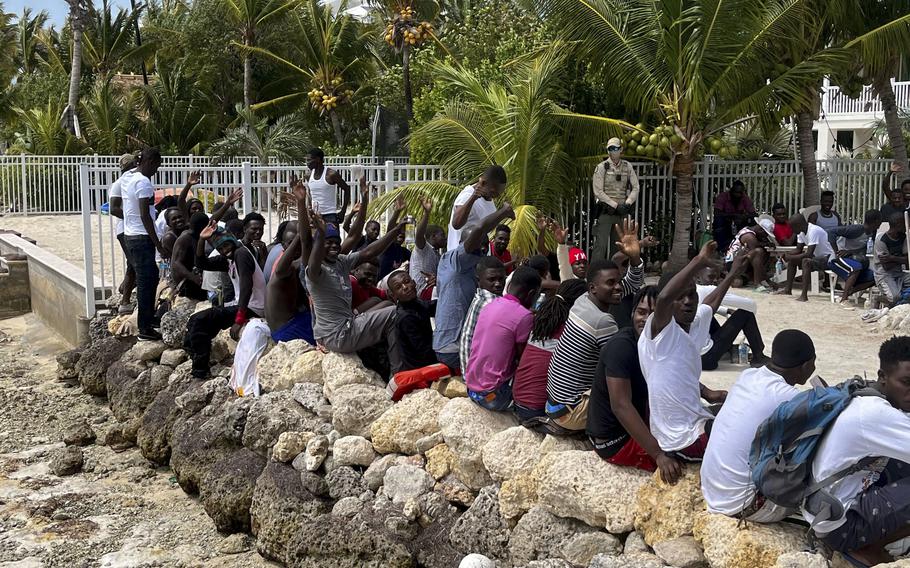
[[607, 146, 621, 152]]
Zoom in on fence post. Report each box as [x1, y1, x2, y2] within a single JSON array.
[[19, 153, 27, 216], [384, 160, 395, 196], [79, 163, 96, 319], [700, 159, 710, 230], [241, 161, 253, 214]]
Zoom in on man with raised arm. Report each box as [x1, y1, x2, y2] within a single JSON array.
[[447, 165, 508, 252], [409, 196, 446, 300], [304, 187, 406, 376]]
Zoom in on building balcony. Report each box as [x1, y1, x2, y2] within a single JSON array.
[[822, 79, 910, 116]]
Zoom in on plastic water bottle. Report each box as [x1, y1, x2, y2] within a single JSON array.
[[867, 237, 874, 256], [738, 342, 749, 365], [405, 215, 416, 247], [775, 257, 784, 277]]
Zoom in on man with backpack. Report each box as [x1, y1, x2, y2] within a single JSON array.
[[700, 329, 816, 521], [800, 336, 910, 566]]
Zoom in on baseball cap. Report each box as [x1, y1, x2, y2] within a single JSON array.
[[607, 137, 622, 150], [325, 223, 341, 240], [119, 153, 136, 169], [569, 247, 588, 265], [757, 217, 778, 246]]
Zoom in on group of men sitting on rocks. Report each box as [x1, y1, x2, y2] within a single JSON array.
[[110, 146, 910, 567]]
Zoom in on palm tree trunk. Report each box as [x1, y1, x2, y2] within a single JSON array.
[[402, 44, 413, 121], [66, 0, 83, 138], [243, 49, 252, 110], [668, 154, 695, 271], [795, 111, 820, 207], [330, 109, 344, 147], [875, 68, 908, 169]]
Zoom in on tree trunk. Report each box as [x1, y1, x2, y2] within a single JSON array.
[[243, 49, 252, 110], [402, 44, 413, 121], [668, 154, 695, 271], [795, 110, 820, 207], [66, 0, 83, 138], [330, 110, 344, 147], [875, 67, 908, 169]]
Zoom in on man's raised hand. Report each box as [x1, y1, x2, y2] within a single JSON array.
[[421, 195, 433, 212], [613, 217, 641, 263], [200, 220, 218, 241]]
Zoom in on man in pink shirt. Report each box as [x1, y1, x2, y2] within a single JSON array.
[[464, 267, 542, 411]]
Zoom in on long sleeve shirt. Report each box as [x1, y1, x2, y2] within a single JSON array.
[[592, 158, 640, 209]]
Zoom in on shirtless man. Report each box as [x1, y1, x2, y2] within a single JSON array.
[[266, 181, 315, 345]]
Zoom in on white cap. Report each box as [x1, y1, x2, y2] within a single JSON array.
[[607, 137, 622, 149], [757, 217, 778, 247]]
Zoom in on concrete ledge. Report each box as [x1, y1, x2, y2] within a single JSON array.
[[0, 257, 31, 319], [0, 233, 88, 347]]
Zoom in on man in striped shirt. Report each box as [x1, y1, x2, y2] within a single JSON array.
[[545, 219, 644, 431], [459, 256, 507, 371]]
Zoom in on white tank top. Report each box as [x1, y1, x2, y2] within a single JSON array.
[[308, 167, 338, 215], [228, 246, 267, 315]]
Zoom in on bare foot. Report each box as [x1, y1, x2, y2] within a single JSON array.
[[795, 296, 808, 302]]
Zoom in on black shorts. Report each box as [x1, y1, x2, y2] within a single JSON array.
[[116, 233, 134, 270]]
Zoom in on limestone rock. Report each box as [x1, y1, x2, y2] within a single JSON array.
[[127, 340, 167, 362], [436, 475, 475, 507], [692, 512, 805, 568], [415, 431, 445, 454], [241, 391, 323, 457], [321, 351, 383, 401], [199, 448, 266, 533], [299, 471, 329, 497], [536, 450, 650, 532], [772, 551, 829, 568], [325, 466, 370, 500], [291, 382, 329, 413], [332, 496, 365, 517], [425, 443, 456, 480], [159, 348, 187, 367], [625, 532, 650, 556], [363, 453, 400, 491], [562, 533, 623, 567], [508, 506, 605, 566], [210, 328, 237, 363], [448, 485, 510, 560], [526, 561, 573, 568], [371, 389, 448, 455], [272, 431, 313, 462], [76, 336, 132, 396], [652, 537, 705, 568], [333, 436, 377, 467], [439, 397, 517, 489], [63, 420, 95, 446], [303, 435, 329, 471], [135, 361, 197, 464], [460, 554, 495, 568], [443, 377, 468, 398], [589, 553, 666, 568], [634, 466, 704, 545], [540, 434, 592, 455], [499, 468, 539, 519], [108, 363, 171, 428], [481, 426, 544, 482], [284, 511, 413, 568], [160, 299, 199, 347], [50, 446, 83, 476], [382, 465, 435, 504], [259, 340, 322, 391], [56, 349, 81, 380], [250, 462, 331, 562], [218, 533, 252, 554], [331, 384, 392, 438]]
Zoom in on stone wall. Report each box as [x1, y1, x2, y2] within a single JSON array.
[[58, 319, 853, 568]]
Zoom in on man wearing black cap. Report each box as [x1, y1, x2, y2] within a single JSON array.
[[701, 329, 816, 521]]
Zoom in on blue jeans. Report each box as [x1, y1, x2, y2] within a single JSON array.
[[468, 381, 513, 411], [435, 350, 461, 374], [124, 235, 158, 331]]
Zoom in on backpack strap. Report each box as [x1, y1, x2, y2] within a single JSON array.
[[805, 456, 889, 529]]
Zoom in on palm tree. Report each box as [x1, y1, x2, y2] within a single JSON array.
[[222, 0, 301, 109], [14, 100, 88, 154], [241, 0, 371, 146], [82, 0, 154, 80], [540, 0, 894, 267], [64, 0, 88, 138], [0, 4, 17, 86], [15, 8, 49, 74], [368, 0, 439, 121], [81, 78, 139, 154], [369, 48, 630, 256], [208, 104, 312, 164]]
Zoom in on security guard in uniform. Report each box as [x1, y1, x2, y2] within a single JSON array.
[[592, 137, 640, 260]]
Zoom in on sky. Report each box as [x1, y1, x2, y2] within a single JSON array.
[[4, 0, 133, 28]]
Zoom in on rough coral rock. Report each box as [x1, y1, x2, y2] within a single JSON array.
[[382, 465, 435, 505], [634, 465, 704, 545], [331, 384, 392, 438], [127, 340, 167, 362], [333, 436, 377, 467], [321, 352, 383, 401], [588, 553, 666, 568], [271, 431, 313, 462], [160, 299, 199, 348], [371, 389, 447, 455], [499, 468, 540, 520], [363, 453, 400, 491], [303, 435, 329, 472], [76, 336, 132, 396], [438, 398, 517, 489], [241, 391, 323, 457], [508, 506, 610, 566], [50, 445, 84, 476], [481, 426, 544, 482], [561, 533, 624, 567], [284, 511, 413, 568], [325, 466, 371, 500], [772, 551, 829, 568], [692, 512, 805, 568], [436, 475, 475, 508], [159, 348, 188, 367], [199, 448, 266, 533], [291, 382, 329, 413], [258, 340, 321, 391], [63, 420, 95, 446], [652, 536, 706, 568], [425, 443, 456, 480], [448, 485, 511, 560], [536, 450, 650, 532]]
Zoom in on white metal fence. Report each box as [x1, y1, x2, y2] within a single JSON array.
[[0, 154, 409, 215], [822, 80, 910, 115]]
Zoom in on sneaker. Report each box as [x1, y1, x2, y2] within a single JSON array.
[[861, 307, 889, 323], [138, 328, 162, 341]]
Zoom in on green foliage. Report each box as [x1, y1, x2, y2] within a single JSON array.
[[12, 99, 89, 154], [208, 105, 312, 164]]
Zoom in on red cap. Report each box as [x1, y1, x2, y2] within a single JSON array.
[[569, 248, 587, 264]]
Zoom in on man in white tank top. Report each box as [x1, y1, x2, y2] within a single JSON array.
[[307, 147, 350, 225]]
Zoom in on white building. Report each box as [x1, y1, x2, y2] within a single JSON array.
[[814, 66, 910, 159]]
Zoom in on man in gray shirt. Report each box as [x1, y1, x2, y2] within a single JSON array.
[[304, 211, 406, 376]]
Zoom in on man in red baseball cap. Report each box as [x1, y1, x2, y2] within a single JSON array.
[[568, 247, 588, 279]]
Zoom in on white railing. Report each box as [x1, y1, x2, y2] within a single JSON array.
[[822, 80, 910, 116], [0, 154, 409, 216]]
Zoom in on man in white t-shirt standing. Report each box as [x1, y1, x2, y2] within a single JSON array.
[[447, 165, 507, 252], [775, 213, 835, 302], [306, 147, 350, 226], [701, 329, 816, 522], [803, 336, 910, 566], [108, 153, 138, 315], [122, 147, 164, 341], [637, 240, 729, 462]]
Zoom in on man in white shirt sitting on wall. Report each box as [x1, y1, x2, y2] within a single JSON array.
[[775, 213, 835, 302]]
